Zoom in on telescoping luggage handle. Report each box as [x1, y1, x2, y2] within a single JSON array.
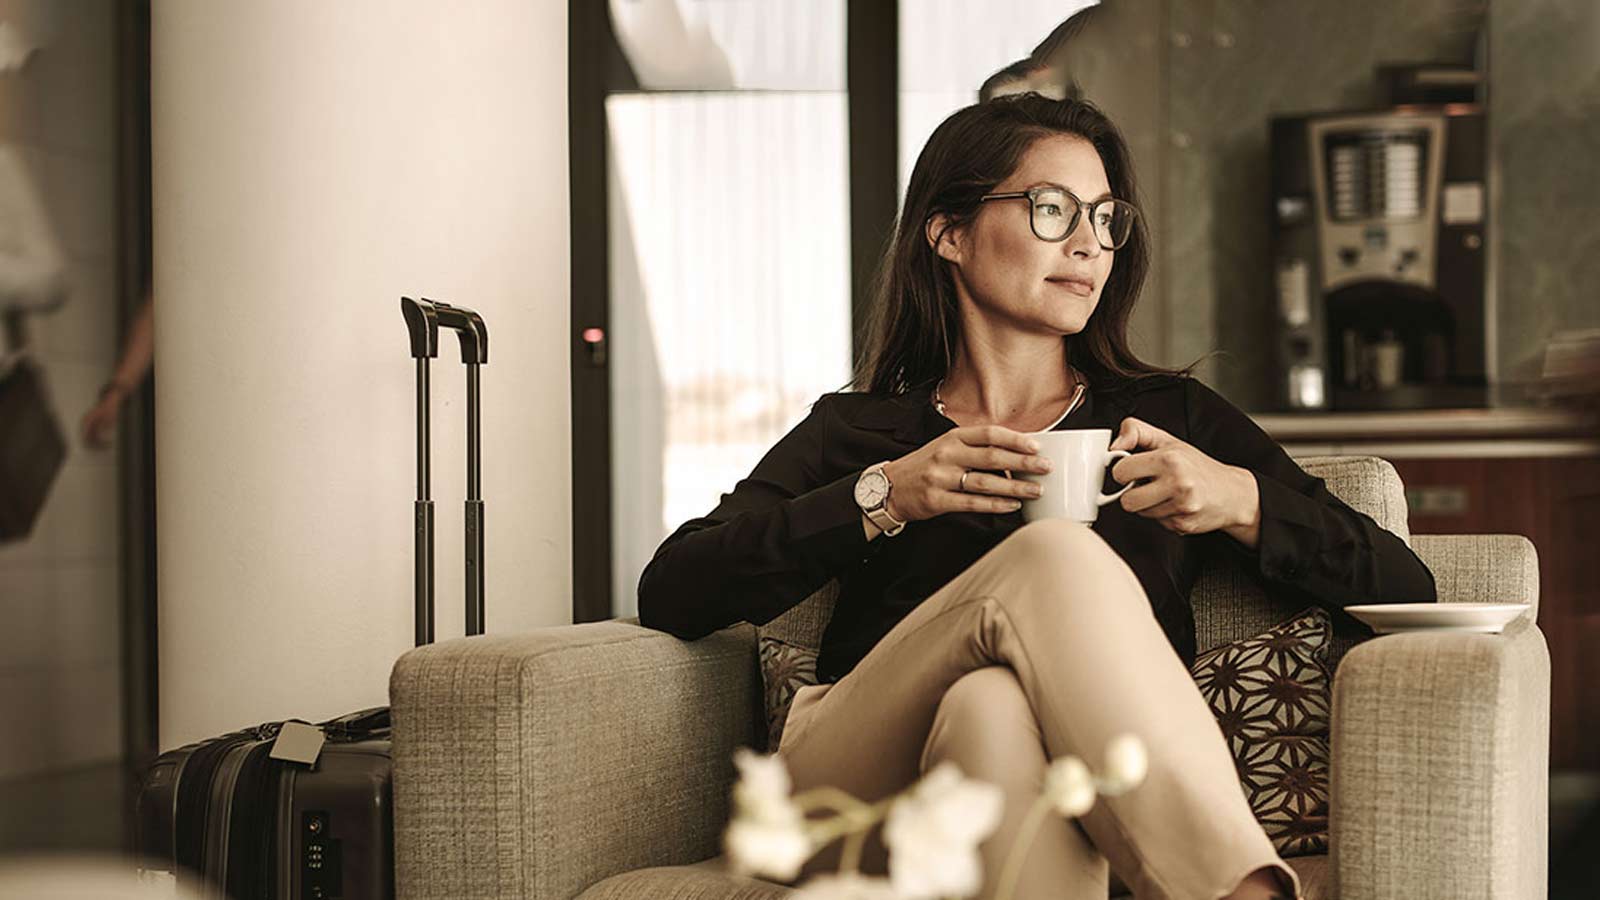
[[400, 296, 489, 647]]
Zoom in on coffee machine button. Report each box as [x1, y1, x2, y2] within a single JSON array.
[[1338, 246, 1360, 267]]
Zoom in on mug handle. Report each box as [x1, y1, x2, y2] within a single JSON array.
[[1097, 449, 1133, 506]]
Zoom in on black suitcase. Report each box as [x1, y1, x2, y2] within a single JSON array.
[[135, 297, 489, 899], [136, 708, 396, 900]]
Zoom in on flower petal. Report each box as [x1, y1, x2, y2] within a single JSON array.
[[733, 747, 793, 804], [1099, 734, 1149, 795], [1044, 756, 1095, 817], [731, 748, 805, 826], [724, 818, 811, 882], [883, 762, 1004, 898]]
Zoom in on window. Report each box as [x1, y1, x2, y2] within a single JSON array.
[[605, 1, 851, 618]]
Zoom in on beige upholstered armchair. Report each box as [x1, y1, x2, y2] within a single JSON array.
[[389, 456, 1549, 899]]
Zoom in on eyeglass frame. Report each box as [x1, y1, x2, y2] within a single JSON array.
[[977, 185, 1140, 250]]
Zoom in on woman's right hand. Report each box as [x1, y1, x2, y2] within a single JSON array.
[[882, 425, 1054, 522], [80, 382, 128, 450]]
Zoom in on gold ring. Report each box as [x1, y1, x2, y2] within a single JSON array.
[[959, 470, 971, 492]]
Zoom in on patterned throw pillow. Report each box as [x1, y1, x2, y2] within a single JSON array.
[[758, 635, 821, 752], [757, 609, 1332, 857], [1189, 607, 1332, 857]]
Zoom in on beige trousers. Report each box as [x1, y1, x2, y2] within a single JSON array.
[[775, 519, 1300, 900]]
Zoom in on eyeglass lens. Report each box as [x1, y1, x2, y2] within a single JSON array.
[[1031, 188, 1134, 248]]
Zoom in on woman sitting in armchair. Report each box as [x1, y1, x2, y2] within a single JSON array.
[[637, 93, 1435, 900]]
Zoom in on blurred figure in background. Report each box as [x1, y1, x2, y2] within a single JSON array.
[[979, 3, 1115, 103], [0, 137, 69, 543], [79, 288, 153, 450], [0, 143, 66, 312]]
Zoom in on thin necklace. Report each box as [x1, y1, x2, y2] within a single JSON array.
[[933, 372, 1084, 426]]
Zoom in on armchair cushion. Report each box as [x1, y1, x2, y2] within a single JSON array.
[[1191, 607, 1332, 857], [759, 635, 820, 752]]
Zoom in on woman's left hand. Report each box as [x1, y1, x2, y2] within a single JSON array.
[[1108, 417, 1261, 547]]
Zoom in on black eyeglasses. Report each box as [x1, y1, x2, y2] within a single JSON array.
[[979, 186, 1139, 250]]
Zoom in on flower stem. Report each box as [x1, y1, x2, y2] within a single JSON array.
[[839, 826, 867, 874], [790, 789, 893, 874], [792, 786, 876, 817], [992, 795, 1053, 900]]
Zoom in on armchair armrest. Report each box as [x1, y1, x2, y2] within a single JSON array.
[[390, 619, 763, 900], [1412, 534, 1541, 618], [1330, 618, 1550, 899]]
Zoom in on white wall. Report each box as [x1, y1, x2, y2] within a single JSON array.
[[152, 1, 570, 750]]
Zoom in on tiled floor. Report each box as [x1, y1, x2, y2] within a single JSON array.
[[0, 760, 131, 856], [0, 760, 1596, 894]]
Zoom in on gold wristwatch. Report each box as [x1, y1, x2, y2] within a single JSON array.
[[853, 461, 907, 536]]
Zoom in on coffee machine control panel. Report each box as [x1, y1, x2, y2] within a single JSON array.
[[1333, 231, 1427, 281], [1309, 114, 1445, 294], [1269, 108, 1488, 410]]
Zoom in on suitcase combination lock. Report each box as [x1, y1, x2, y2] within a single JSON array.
[[303, 811, 343, 898]]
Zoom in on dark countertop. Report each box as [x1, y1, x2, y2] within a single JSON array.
[[1248, 407, 1600, 459]]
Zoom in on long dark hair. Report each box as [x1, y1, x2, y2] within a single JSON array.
[[850, 93, 1196, 395]]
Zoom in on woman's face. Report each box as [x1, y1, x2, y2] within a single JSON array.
[[931, 134, 1116, 339]]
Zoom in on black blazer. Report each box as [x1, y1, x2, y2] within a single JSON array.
[[637, 374, 1436, 684]]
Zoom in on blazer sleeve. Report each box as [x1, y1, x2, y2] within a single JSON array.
[[636, 393, 880, 641], [1183, 378, 1437, 610]]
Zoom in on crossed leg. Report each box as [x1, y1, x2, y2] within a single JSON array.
[[774, 518, 1300, 900], [922, 664, 1111, 900]]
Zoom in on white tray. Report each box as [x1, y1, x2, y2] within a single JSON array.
[[1343, 602, 1531, 634]]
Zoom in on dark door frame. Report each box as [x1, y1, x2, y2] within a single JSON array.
[[567, 1, 899, 624], [567, 0, 635, 624], [116, 0, 157, 847], [847, 0, 899, 367]]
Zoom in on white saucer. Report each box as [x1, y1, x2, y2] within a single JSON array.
[[1343, 602, 1531, 634]]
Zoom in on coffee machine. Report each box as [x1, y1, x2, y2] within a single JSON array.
[[1269, 105, 1488, 410]]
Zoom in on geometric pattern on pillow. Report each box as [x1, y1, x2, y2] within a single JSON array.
[[1189, 607, 1332, 857], [1236, 735, 1330, 857], [757, 608, 1334, 857], [758, 635, 819, 753]]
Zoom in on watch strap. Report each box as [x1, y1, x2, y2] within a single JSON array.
[[865, 503, 906, 536], [860, 461, 907, 536]]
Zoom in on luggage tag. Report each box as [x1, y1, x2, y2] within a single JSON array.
[[269, 720, 327, 767]]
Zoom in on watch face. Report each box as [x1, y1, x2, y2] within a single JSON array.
[[855, 471, 888, 507]]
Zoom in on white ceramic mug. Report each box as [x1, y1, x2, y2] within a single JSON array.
[[1014, 429, 1132, 523]]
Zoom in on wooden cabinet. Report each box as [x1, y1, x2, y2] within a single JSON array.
[[1385, 455, 1600, 770], [1260, 407, 1600, 770]]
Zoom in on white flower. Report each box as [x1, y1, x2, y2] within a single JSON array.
[[725, 817, 812, 882], [724, 748, 811, 881], [1043, 755, 1095, 817], [731, 746, 797, 821], [882, 761, 1003, 900], [1097, 733, 1148, 796], [791, 872, 908, 899]]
